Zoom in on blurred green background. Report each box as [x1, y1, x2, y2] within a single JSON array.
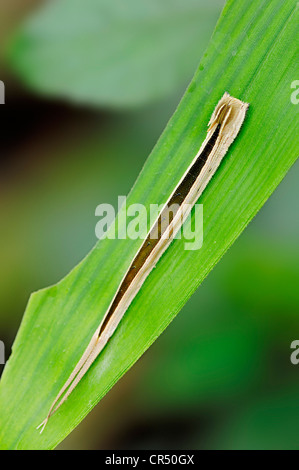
[[0, 1, 298, 450]]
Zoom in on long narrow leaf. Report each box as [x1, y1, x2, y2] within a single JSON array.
[[0, 0, 297, 449]]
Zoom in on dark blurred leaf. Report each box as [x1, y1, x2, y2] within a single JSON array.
[[216, 386, 299, 450], [7, 0, 224, 107]]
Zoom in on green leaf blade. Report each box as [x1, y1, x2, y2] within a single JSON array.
[[0, 0, 298, 449]]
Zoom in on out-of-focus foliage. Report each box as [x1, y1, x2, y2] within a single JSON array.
[[7, 0, 225, 107]]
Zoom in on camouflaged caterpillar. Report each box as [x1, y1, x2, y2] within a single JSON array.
[[37, 92, 248, 433]]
